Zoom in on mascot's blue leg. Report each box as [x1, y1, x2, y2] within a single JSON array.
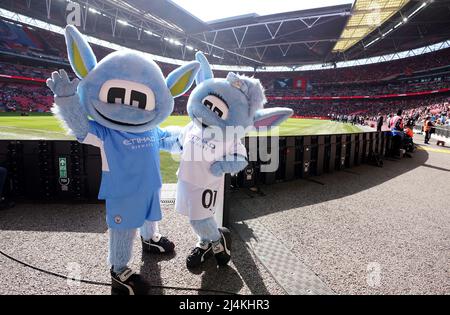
[[109, 228, 136, 273], [190, 217, 221, 243], [140, 220, 159, 240]]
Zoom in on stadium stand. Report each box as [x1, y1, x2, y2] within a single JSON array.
[[0, 17, 448, 121], [0, 82, 53, 112], [1, 0, 450, 297], [296, 48, 450, 84]]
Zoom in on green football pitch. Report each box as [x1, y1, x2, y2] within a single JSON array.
[[0, 114, 364, 182]]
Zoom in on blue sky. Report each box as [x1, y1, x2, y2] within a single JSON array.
[[171, 0, 354, 22]]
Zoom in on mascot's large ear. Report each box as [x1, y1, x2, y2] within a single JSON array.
[[195, 51, 213, 85], [65, 25, 97, 79], [166, 61, 200, 98], [253, 108, 293, 128]]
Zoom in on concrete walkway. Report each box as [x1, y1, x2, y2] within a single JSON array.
[[0, 135, 448, 295], [229, 136, 450, 294], [0, 200, 284, 295]]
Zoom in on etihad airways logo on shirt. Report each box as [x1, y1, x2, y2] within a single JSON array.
[[190, 135, 216, 151], [123, 136, 157, 150]]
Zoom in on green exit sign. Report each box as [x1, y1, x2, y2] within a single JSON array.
[[59, 157, 67, 179]]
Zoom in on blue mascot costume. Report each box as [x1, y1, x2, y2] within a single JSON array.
[[175, 52, 293, 268], [47, 25, 199, 294]]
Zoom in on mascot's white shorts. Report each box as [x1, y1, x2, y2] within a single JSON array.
[[175, 179, 224, 221]]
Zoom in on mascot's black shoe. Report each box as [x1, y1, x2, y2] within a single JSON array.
[[111, 268, 151, 295], [212, 227, 232, 266], [186, 242, 213, 269], [141, 234, 175, 254]]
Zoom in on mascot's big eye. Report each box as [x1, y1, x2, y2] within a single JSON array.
[[99, 79, 155, 111], [203, 99, 213, 109], [131, 89, 155, 111], [107, 88, 125, 104], [202, 95, 228, 119], [130, 91, 147, 110]]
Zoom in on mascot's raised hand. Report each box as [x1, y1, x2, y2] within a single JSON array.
[[47, 69, 79, 98], [47, 25, 199, 295], [46, 69, 88, 139], [175, 52, 293, 269]]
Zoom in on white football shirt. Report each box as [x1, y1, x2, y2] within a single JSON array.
[[175, 122, 247, 221]]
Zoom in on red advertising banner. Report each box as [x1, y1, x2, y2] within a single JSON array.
[[0, 74, 46, 83]]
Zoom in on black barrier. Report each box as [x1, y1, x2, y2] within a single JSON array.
[[235, 131, 392, 189], [335, 135, 344, 170], [256, 136, 277, 185], [433, 125, 450, 139], [276, 137, 286, 182], [347, 134, 355, 168], [238, 138, 256, 188], [309, 136, 319, 177], [355, 133, 363, 165], [0, 131, 393, 227], [316, 136, 325, 176], [0, 140, 101, 202], [362, 133, 371, 162], [328, 135, 337, 173], [285, 137, 295, 180]]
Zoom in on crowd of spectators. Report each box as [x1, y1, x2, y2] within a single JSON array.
[[265, 95, 449, 117], [1, 59, 447, 103], [0, 61, 57, 79], [311, 78, 447, 96], [0, 19, 65, 62], [264, 78, 449, 98], [256, 47, 450, 85], [1, 17, 450, 121], [401, 101, 450, 128], [0, 82, 52, 112]]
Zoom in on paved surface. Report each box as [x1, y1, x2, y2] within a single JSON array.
[[232, 218, 334, 295], [0, 202, 285, 295], [230, 136, 450, 295], [0, 135, 448, 295]]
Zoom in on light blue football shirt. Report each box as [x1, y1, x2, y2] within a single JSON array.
[[82, 121, 167, 199]]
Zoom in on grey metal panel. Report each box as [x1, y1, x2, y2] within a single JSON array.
[[232, 212, 334, 295]]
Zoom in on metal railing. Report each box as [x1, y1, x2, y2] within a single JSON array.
[[414, 124, 450, 138]]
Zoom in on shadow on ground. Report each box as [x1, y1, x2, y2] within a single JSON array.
[[0, 203, 281, 294], [0, 202, 108, 233], [230, 149, 429, 221]]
